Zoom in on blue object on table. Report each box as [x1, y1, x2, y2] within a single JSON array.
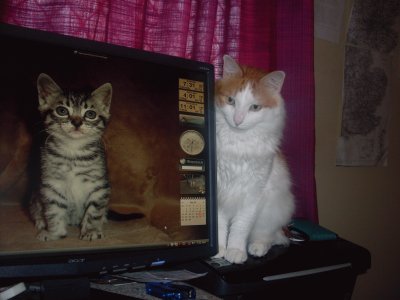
[[145, 282, 196, 300]]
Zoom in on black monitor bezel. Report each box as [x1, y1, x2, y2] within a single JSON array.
[[0, 22, 217, 280]]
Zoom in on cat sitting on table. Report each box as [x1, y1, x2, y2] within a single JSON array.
[[214, 55, 295, 264]]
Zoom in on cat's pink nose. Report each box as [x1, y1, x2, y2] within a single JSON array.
[[234, 113, 244, 126]]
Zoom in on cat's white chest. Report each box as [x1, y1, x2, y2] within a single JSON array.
[[215, 111, 277, 210], [65, 165, 90, 201], [45, 143, 97, 204]]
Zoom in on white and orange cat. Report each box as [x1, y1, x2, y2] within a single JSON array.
[[215, 55, 295, 264]]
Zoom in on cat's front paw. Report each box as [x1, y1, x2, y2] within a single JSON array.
[[36, 230, 66, 241], [225, 248, 247, 264], [213, 246, 226, 259], [248, 242, 272, 257], [80, 230, 104, 241], [34, 220, 46, 231]]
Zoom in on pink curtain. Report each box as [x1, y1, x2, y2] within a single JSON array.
[[0, 0, 317, 222]]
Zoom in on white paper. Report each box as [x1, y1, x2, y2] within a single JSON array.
[[119, 269, 208, 283]]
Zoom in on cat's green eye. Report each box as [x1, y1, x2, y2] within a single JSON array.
[[55, 106, 69, 116], [84, 110, 97, 120], [250, 104, 262, 111], [227, 96, 235, 105]]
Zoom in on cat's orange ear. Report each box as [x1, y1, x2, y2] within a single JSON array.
[[261, 71, 285, 94], [222, 55, 242, 78], [37, 73, 62, 110]]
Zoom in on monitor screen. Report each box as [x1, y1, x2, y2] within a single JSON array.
[[0, 23, 217, 279]]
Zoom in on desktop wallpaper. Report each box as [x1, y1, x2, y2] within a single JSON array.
[[0, 35, 209, 254]]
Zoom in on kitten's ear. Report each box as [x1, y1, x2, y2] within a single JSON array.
[[37, 73, 62, 108], [92, 83, 112, 113], [222, 55, 243, 78], [261, 71, 285, 94]]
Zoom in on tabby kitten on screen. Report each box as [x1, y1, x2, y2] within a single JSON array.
[[215, 55, 295, 263], [30, 73, 112, 241]]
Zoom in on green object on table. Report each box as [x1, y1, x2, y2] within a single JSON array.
[[290, 219, 338, 241]]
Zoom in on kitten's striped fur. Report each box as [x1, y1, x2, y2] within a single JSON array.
[[30, 73, 112, 241]]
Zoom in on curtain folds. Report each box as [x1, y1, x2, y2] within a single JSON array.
[[0, 0, 317, 221]]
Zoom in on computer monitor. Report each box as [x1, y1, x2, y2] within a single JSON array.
[[0, 23, 217, 282]]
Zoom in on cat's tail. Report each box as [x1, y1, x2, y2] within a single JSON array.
[[107, 209, 145, 221]]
